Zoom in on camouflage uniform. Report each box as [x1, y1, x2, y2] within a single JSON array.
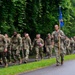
[[52, 30, 65, 65], [64, 38, 70, 55], [33, 38, 44, 61], [11, 35, 22, 63], [22, 36, 31, 63], [0, 34, 8, 67], [45, 36, 53, 58]]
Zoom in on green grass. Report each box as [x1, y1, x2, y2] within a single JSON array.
[[0, 54, 75, 75]]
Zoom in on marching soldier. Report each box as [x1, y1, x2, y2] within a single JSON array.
[[0, 32, 8, 67], [11, 32, 22, 64], [22, 33, 32, 63], [33, 34, 44, 61], [52, 25, 65, 66], [45, 33, 53, 58]]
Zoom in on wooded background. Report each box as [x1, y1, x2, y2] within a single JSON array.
[[0, 0, 75, 39]]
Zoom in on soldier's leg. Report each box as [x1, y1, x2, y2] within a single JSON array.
[[22, 50, 26, 63], [60, 53, 64, 65], [39, 47, 43, 59], [12, 50, 17, 62], [60, 45, 65, 65], [0, 52, 3, 64], [50, 49, 52, 57], [16, 50, 22, 64], [25, 49, 29, 63], [7, 50, 12, 63], [46, 46, 50, 58], [71, 46, 74, 54], [35, 47, 39, 61], [2, 52, 8, 67], [67, 48, 70, 55], [20, 50, 23, 58], [54, 47, 60, 65], [9, 50, 12, 62], [49, 46, 52, 58]]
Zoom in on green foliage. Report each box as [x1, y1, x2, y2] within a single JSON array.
[[0, 0, 75, 38]]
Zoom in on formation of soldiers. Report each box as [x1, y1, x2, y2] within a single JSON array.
[[0, 25, 75, 67]]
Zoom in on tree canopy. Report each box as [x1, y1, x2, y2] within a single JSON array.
[[0, 0, 75, 38]]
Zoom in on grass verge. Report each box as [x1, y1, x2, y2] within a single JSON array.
[[0, 54, 75, 75]]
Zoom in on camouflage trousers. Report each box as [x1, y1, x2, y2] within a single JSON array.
[[0, 52, 8, 65], [46, 45, 52, 58], [54, 46, 65, 64], [65, 47, 71, 55], [35, 47, 43, 60], [11, 50, 21, 62], [70, 46, 74, 54], [23, 49, 29, 62], [7, 48, 12, 62]]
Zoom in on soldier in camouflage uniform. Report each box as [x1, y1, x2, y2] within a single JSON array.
[[33, 34, 44, 61], [11, 32, 22, 64], [5, 34, 11, 63], [64, 37, 70, 55], [52, 25, 65, 66], [45, 33, 53, 58], [22, 33, 32, 63], [0, 33, 8, 67]]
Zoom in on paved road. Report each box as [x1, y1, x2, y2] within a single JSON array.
[[20, 60, 75, 75]]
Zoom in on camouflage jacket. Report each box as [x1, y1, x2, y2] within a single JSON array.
[[52, 30, 65, 47], [11, 36, 22, 50], [33, 38, 44, 48], [22, 37, 31, 50]]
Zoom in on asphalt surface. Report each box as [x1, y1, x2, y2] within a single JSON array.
[[20, 60, 75, 75]]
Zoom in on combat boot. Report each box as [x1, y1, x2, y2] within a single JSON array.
[[56, 63, 60, 66], [5, 63, 8, 68], [35, 59, 38, 61], [61, 61, 63, 65]]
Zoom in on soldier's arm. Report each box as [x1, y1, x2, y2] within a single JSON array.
[[60, 30, 65, 40], [19, 36, 22, 49], [51, 32, 55, 45], [68, 39, 70, 47], [28, 38, 31, 46], [51, 37, 54, 47], [3, 36, 7, 52], [41, 39, 44, 46], [28, 38, 32, 50]]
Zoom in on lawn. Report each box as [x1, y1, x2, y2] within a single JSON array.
[[0, 54, 75, 75]]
